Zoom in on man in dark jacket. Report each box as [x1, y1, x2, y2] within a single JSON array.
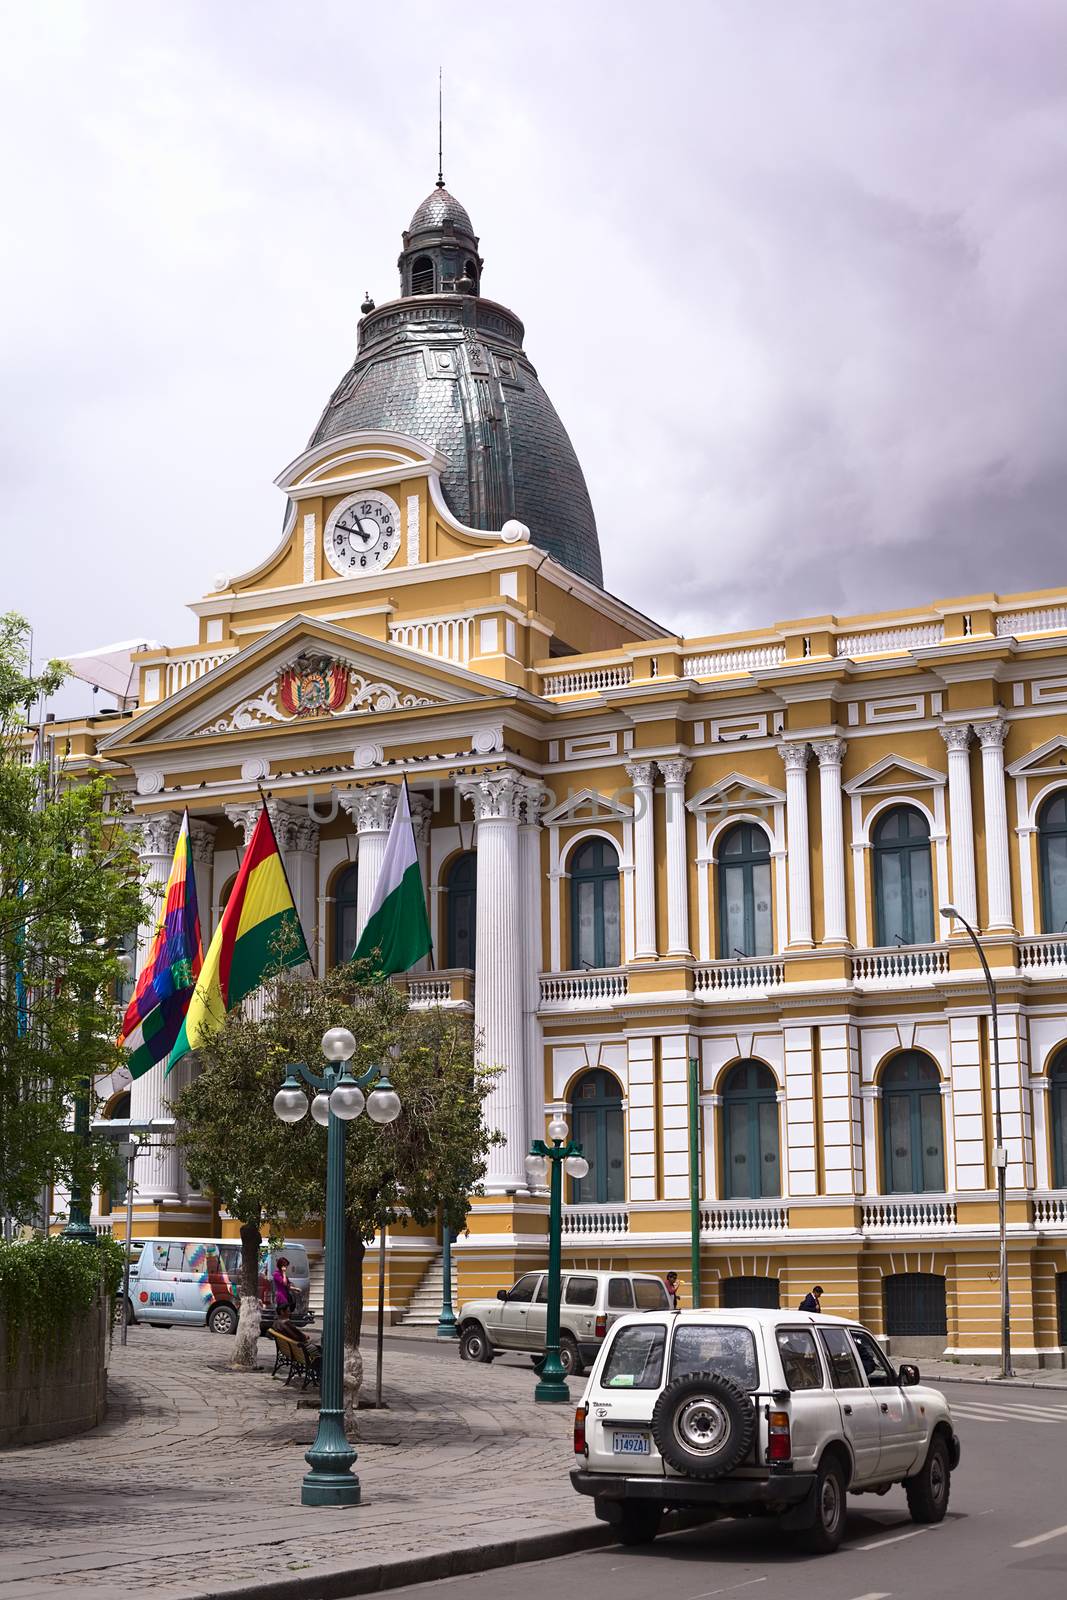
[[799, 1285, 823, 1313]]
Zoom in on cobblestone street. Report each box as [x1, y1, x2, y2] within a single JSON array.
[[0, 1327, 602, 1600]]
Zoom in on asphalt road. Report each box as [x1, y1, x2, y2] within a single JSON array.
[[384, 1379, 1067, 1600]]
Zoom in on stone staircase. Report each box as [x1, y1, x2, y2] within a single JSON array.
[[399, 1253, 445, 1327]]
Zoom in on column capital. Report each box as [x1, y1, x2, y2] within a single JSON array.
[[975, 719, 1008, 750], [338, 783, 398, 834], [188, 818, 217, 865], [408, 792, 433, 847], [777, 740, 811, 772], [939, 722, 973, 753], [518, 779, 552, 828], [658, 758, 692, 787], [133, 809, 184, 859], [458, 769, 526, 823], [624, 760, 657, 788], [812, 738, 847, 768], [225, 799, 319, 852]]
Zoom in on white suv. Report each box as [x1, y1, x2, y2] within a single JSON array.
[[458, 1269, 670, 1375], [571, 1308, 960, 1553]]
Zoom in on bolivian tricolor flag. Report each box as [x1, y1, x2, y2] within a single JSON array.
[[164, 806, 309, 1074]]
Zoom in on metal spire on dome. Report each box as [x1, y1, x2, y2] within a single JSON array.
[[436, 68, 445, 189]]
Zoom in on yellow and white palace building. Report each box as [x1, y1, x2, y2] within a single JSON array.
[[66, 180, 1067, 1363]]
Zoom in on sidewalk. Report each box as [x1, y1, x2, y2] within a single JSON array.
[[918, 1357, 1067, 1390], [0, 1327, 607, 1600]]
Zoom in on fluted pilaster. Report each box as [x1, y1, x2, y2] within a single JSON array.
[[812, 739, 848, 946], [625, 761, 657, 959], [659, 759, 692, 956], [939, 724, 978, 928], [777, 742, 813, 947], [975, 720, 1014, 930], [459, 771, 527, 1191]]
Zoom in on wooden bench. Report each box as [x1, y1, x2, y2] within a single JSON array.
[[266, 1329, 320, 1390]]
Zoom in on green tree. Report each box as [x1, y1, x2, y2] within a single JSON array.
[[0, 613, 144, 1226], [172, 961, 497, 1391]]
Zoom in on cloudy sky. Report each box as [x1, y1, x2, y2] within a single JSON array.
[[4, 0, 1067, 699]]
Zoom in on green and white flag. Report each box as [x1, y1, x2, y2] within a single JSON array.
[[352, 781, 433, 976]]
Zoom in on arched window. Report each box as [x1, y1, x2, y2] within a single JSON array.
[[717, 823, 773, 958], [873, 805, 934, 946], [569, 1070, 624, 1203], [881, 1052, 944, 1193], [721, 1061, 780, 1200], [1050, 1047, 1067, 1189], [569, 838, 621, 969], [444, 851, 477, 969], [1039, 792, 1067, 935], [411, 255, 435, 294], [332, 864, 359, 968], [464, 258, 479, 291]]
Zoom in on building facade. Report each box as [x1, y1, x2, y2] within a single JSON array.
[[68, 182, 1067, 1362]]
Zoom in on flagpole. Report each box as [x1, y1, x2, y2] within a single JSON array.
[[256, 784, 316, 976]]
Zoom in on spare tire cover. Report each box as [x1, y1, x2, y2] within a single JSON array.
[[651, 1369, 756, 1479]]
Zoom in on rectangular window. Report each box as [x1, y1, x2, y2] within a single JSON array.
[[634, 1279, 670, 1311], [564, 1276, 597, 1307], [602, 1323, 666, 1390], [507, 1273, 540, 1304], [153, 1242, 184, 1273], [886, 1093, 913, 1194], [608, 1277, 634, 1309], [850, 1328, 896, 1387], [776, 1328, 824, 1390], [918, 1092, 945, 1191], [669, 1325, 759, 1390], [818, 1326, 863, 1389]]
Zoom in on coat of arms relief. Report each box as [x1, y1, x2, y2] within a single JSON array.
[[191, 652, 440, 737]]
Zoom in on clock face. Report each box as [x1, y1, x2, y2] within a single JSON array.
[[324, 492, 401, 576]]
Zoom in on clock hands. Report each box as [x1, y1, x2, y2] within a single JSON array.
[[338, 513, 373, 546]]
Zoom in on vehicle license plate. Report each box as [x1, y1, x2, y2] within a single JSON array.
[[612, 1431, 651, 1456]]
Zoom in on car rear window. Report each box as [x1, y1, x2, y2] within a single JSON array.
[[602, 1323, 666, 1389], [634, 1279, 670, 1310], [564, 1276, 597, 1307], [668, 1325, 759, 1390]]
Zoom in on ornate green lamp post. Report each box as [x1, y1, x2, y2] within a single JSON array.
[[274, 1026, 402, 1507], [525, 1116, 589, 1404], [436, 1223, 459, 1339]]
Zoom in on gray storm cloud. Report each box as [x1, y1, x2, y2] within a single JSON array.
[[2, 0, 1065, 678]]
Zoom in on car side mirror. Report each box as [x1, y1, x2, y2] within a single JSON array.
[[496, 1289, 508, 1302], [898, 1362, 921, 1387]]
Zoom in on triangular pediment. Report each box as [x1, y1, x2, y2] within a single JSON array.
[[844, 754, 945, 795], [687, 773, 787, 813], [542, 787, 634, 824], [1007, 734, 1067, 778], [98, 615, 517, 752]]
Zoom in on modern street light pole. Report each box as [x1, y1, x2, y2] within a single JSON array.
[[525, 1117, 589, 1404], [436, 1223, 459, 1339], [941, 903, 1013, 1379], [274, 1027, 402, 1507]]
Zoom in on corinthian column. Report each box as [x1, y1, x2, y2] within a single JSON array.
[[939, 724, 978, 928], [659, 759, 692, 957], [777, 741, 813, 947], [129, 810, 184, 1204], [187, 819, 217, 940], [625, 761, 658, 960], [408, 792, 433, 971], [812, 739, 848, 946], [338, 785, 398, 942], [224, 799, 319, 958], [459, 770, 527, 1192], [975, 721, 1014, 931], [520, 782, 550, 1150]]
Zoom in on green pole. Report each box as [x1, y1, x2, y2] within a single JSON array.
[[436, 1223, 458, 1339], [301, 1062, 360, 1507], [688, 1056, 701, 1309], [61, 1074, 97, 1244], [533, 1138, 571, 1404]]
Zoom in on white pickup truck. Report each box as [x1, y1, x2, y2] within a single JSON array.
[[570, 1307, 961, 1553]]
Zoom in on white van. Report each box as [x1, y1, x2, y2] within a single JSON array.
[[126, 1237, 312, 1335]]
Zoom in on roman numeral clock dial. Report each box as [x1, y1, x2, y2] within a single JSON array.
[[323, 491, 401, 576]]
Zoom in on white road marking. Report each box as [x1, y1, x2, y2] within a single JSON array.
[[687, 1580, 767, 1599], [1012, 1523, 1067, 1549], [951, 1406, 1067, 1425], [856, 1527, 931, 1551], [846, 1592, 892, 1599]]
